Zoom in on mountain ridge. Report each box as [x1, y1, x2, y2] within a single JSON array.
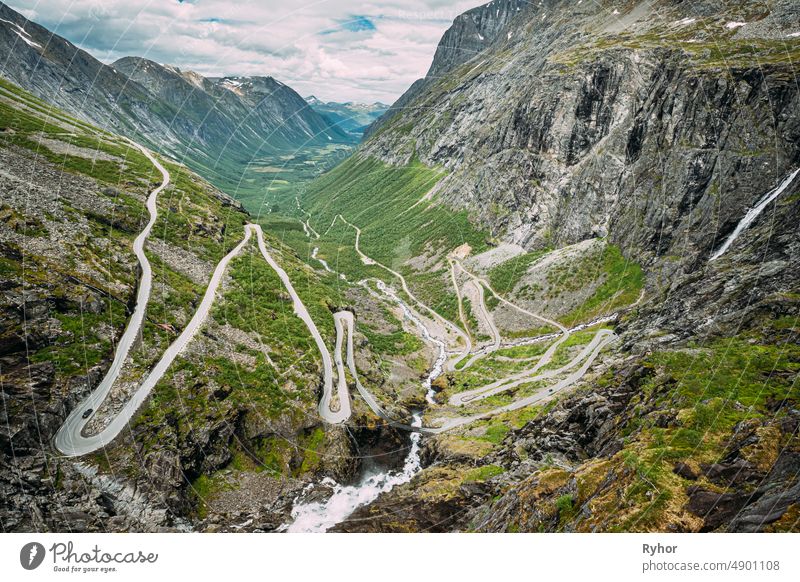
[[0, 1, 352, 196]]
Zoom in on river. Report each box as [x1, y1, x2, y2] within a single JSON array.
[[282, 281, 445, 532]]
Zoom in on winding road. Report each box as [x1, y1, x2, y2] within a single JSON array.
[[55, 147, 351, 456], [54, 143, 169, 456], [253, 226, 348, 424], [55, 146, 624, 457], [300, 212, 620, 434], [454, 262, 502, 370], [55, 216, 354, 456], [334, 214, 472, 369]]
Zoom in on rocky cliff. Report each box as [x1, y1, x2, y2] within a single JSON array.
[[366, 0, 799, 262]]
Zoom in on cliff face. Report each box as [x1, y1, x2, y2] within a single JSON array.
[[365, 0, 800, 267], [367, 0, 531, 137], [425, 0, 531, 79]]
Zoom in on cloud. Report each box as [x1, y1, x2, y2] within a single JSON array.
[[6, 0, 482, 103], [326, 15, 377, 34]]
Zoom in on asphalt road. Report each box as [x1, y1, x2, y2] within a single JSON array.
[[253, 225, 349, 424], [55, 227, 253, 456], [57, 181, 624, 456], [54, 144, 168, 455]]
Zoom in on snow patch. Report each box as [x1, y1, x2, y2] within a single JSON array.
[[725, 21, 746, 29], [0, 16, 41, 49], [13, 29, 41, 49], [673, 17, 696, 26], [788, 32, 800, 38]]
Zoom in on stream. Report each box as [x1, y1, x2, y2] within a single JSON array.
[[282, 280, 446, 532], [710, 167, 799, 261]]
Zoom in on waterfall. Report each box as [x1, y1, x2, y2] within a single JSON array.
[[710, 168, 799, 261]]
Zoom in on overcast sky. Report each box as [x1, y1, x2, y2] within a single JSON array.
[[7, 0, 482, 103]]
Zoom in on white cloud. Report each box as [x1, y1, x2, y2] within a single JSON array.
[[7, 0, 482, 103]]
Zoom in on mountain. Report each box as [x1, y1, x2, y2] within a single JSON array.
[[3, 0, 800, 535], [287, 0, 800, 532], [366, 0, 800, 254], [305, 96, 389, 137], [0, 2, 351, 196], [0, 75, 421, 531], [366, 0, 529, 137]]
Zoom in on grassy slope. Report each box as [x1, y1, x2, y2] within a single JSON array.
[[1, 77, 159, 379], [583, 318, 798, 531], [487, 243, 644, 326], [0, 78, 349, 497], [264, 155, 490, 325]]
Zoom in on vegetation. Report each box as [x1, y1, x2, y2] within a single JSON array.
[[488, 249, 551, 295], [361, 326, 424, 356], [554, 23, 800, 70], [29, 301, 126, 376], [479, 422, 511, 445], [560, 245, 643, 326], [494, 242, 643, 327], [463, 464, 505, 483], [304, 156, 487, 266], [557, 316, 800, 531], [261, 155, 491, 328]]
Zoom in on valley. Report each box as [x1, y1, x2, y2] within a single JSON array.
[[1, 0, 799, 535]]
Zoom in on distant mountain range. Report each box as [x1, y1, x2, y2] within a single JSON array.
[[0, 1, 353, 192], [305, 96, 389, 137]]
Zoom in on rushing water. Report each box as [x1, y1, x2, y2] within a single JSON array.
[[282, 280, 446, 532], [312, 246, 347, 280], [710, 168, 799, 261], [284, 413, 424, 533], [311, 246, 332, 273], [375, 280, 446, 405]]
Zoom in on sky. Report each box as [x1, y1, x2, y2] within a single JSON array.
[[7, 0, 483, 104]]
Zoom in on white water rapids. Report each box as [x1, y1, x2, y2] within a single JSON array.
[[283, 414, 424, 533], [375, 280, 447, 405], [283, 281, 446, 532]]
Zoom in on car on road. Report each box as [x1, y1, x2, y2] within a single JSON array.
[[81, 409, 93, 419]]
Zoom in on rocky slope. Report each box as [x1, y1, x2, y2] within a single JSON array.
[[367, 0, 530, 137], [317, 0, 800, 532], [0, 2, 351, 197], [366, 0, 800, 258], [0, 76, 424, 532]]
